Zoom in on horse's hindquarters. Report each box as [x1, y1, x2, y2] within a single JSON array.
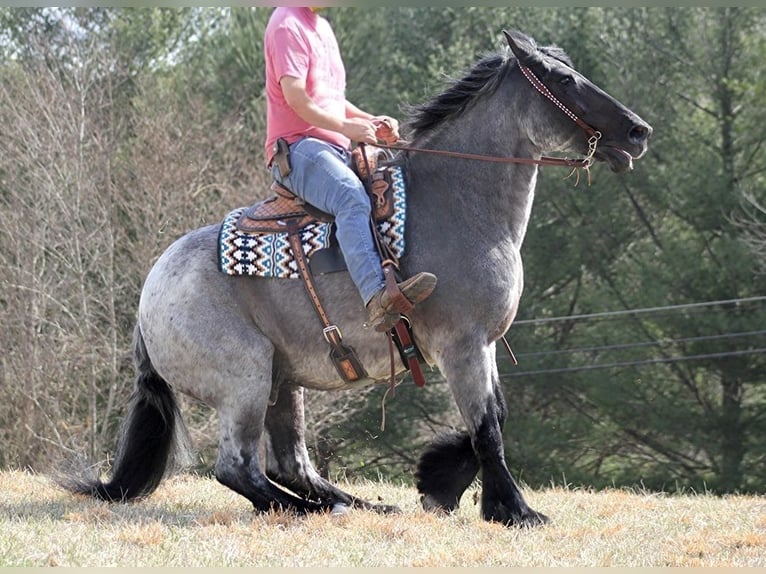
[[137, 226, 275, 407]]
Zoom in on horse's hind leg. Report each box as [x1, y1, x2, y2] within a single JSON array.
[[214, 385, 328, 515], [263, 384, 400, 514]]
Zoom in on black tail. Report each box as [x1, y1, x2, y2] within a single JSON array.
[[62, 325, 192, 502], [415, 429, 480, 511]]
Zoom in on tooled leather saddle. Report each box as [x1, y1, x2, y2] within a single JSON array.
[[235, 145, 394, 235]]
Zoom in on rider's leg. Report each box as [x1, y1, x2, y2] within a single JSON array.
[[274, 137, 384, 304], [273, 137, 436, 327]]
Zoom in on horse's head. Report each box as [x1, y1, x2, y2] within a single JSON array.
[[504, 30, 652, 173]]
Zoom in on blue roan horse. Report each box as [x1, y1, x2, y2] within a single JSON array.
[[64, 30, 651, 526]]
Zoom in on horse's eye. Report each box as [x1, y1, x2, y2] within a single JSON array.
[[560, 75, 574, 86]]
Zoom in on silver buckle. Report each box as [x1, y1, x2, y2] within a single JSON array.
[[323, 325, 342, 344]]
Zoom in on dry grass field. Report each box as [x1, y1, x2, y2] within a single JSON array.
[[1, 469, 764, 567]]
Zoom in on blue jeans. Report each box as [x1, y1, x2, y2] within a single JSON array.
[[271, 137, 385, 305]]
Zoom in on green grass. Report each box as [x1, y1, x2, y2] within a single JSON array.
[[1, 469, 764, 567]]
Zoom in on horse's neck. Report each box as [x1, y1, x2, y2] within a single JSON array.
[[407, 127, 539, 248]]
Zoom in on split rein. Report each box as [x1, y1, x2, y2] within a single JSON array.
[[374, 64, 603, 186]]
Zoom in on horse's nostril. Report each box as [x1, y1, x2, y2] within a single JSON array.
[[629, 124, 651, 144]]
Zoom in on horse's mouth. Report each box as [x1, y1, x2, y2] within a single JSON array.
[[595, 146, 635, 173]]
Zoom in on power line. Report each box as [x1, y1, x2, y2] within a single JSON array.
[[510, 329, 766, 360], [512, 295, 766, 327], [500, 347, 766, 378]]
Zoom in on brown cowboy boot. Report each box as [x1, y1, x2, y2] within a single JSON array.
[[366, 272, 437, 331]]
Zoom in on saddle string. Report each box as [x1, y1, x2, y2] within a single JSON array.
[[380, 330, 400, 432], [501, 335, 518, 366]]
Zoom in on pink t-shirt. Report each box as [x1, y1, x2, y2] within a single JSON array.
[[264, 8, 350, 163]]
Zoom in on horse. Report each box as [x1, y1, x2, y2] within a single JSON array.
[[63, 30, 651, 527]]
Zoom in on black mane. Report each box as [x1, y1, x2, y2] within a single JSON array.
[[405, 43, 574, 139], [405, 52, 510, 138]]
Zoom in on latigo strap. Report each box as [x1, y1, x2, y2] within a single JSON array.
[[286, 220, 368, 383]]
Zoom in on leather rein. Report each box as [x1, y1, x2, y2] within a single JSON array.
[[375, 64, 603, 180]]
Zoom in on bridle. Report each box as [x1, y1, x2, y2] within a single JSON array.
[[518, 64, 600, 140], [375, 63, 603, 184]]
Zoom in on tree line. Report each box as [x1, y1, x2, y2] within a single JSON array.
[[0, 7, 764, 493]]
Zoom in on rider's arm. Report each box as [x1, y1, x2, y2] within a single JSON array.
[[344, 101, 373, 121], [280, 76, 376, 144]]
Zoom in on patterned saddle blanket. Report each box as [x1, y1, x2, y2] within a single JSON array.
[[218, 166, 407, 278]]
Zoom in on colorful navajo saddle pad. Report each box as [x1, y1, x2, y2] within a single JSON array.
[[218, 166, 407, 278]]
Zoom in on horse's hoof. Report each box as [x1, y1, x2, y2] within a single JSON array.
[[503, 509, 550, 528], [517, 509, 550, 528], [330, 503, 349, 516], [420, 494, 455, 514], [483, 502, 550, 528]]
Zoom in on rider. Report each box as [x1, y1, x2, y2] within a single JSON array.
[[264, 7, 436, 330]]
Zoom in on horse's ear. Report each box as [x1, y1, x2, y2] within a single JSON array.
[[503, 30, 536, 65]]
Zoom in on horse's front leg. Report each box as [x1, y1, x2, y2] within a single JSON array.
[[438, 341, 548, 527]]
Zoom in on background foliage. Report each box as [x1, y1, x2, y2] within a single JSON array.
[[1, 7, 764, 494]]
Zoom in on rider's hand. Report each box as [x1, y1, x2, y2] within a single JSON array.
[[372, 116, 400, 145], [341, 118, 377, 144]]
